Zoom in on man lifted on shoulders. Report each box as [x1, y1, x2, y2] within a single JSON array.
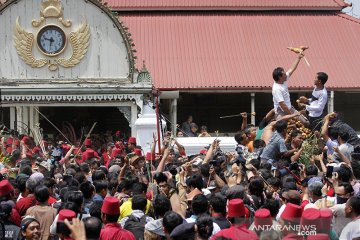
[[272, 52, 308, 125]]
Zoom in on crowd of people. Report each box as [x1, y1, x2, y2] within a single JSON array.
[[1, 51, 360, 240]]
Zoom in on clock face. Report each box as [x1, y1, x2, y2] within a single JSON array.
[[37, 25, 66, 56]]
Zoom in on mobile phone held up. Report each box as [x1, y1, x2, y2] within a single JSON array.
[[326, 166, 334, 178], [56, 221, 71, 237]]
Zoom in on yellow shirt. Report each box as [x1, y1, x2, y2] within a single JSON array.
[[118, 198, 151, 221]]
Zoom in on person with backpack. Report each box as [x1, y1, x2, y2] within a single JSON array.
[[100, 196, 135, 240], [120, 194, 154, 240]]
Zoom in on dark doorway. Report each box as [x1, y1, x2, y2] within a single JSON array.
[[39, 107, 130, 142]]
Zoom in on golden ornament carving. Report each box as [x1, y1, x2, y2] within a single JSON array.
[[13, 0, 90, 71], [13, 17, 48, 68], [32, 0, 72, 28], [57, 19, 90, 68]]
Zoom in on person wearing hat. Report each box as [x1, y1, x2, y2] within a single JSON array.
[[126, 153, 146, 178], [300, 208, 321, 236], [316, 208, 338, 240], [21, 216, 41, 240], [249, 208, 281, 236], [276, 189, 301, 221], [114, 130, 122, 141], [279, 203, 303, 239], [133, 148, 142, 157], [81, 138, 99, 163], [37, 160, 51, 177], [100, 196, 135, 240], [211, 198, 258, 240], [127, 137, 137, 152], [0, 179, 22, 226], [55, 209, 77, 240]]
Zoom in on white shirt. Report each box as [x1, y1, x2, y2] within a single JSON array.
[[272, 73, 291, 112], [334, 142, 354, 162], [305, 87, 328, 117], [330, 203, 351, 236], [339, 218, 360, 240], [276, 204, 286, 221]]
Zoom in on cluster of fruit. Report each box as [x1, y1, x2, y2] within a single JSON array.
[[287, 118, 312, 139]]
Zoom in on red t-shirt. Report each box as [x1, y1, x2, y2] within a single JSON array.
[[100, 223, 136, 240], [15, 195, 37, 216], [48, 196, 57, 205], [10, 208, 21, 226]]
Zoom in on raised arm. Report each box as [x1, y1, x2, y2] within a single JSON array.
[[240, 112, 248, 131], [203, 139, 219, 165], [0, 137, 5, 155], [209, 166, 226, 188], [286, 52, 304, 77], [333, 146, 351, 167], [320, 114, 331, 142], [118, 157, 129, 183], [156, 147, 170, 173]]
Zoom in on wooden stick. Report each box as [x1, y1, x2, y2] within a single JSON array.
[[34, 107, 73, 145], [32, 125, 46, 154], [73, 122, 97, 159], [220, 112, 256, 119], [283, 166, 302, 185], [303, 56, 310, 67]]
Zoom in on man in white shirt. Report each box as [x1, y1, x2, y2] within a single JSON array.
[[298, 72, 328, 130], [339, 196, 360, 240], [272, 52, 306, 123]]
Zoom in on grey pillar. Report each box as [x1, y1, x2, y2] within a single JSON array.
[[170, 98, 177, 135], [10, 107, 16, 129], [251, 93, 255, 125], [328, 91, 334, 113]]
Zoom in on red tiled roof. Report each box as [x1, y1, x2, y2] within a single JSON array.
[[107, 0, 347, 11], [121, 13, 360, 90]]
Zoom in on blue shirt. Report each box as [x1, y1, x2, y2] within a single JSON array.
[[260, 132, 287, 162]]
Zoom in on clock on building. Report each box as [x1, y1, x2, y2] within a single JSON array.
[[37, 25, 66, 56]]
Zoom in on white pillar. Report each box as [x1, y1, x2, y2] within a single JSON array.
[[29, 106, 39, 138], [10, 107, 16, 129], [22, 106, 29, 135], [251, 93, 255, 125], [170, 98, 177, 135], [328, 91, 334, 113], [34, 107, 39, 128], [134, 102, 166, 153], [131, 101, 138, 137], [16, 106, 23, 134]]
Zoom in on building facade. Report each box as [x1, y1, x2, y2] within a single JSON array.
[[0, 0, 153, 144]]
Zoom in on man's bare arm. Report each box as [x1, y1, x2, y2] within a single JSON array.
[[287, 52, 304, 77], [279, 102, 292, 115]]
